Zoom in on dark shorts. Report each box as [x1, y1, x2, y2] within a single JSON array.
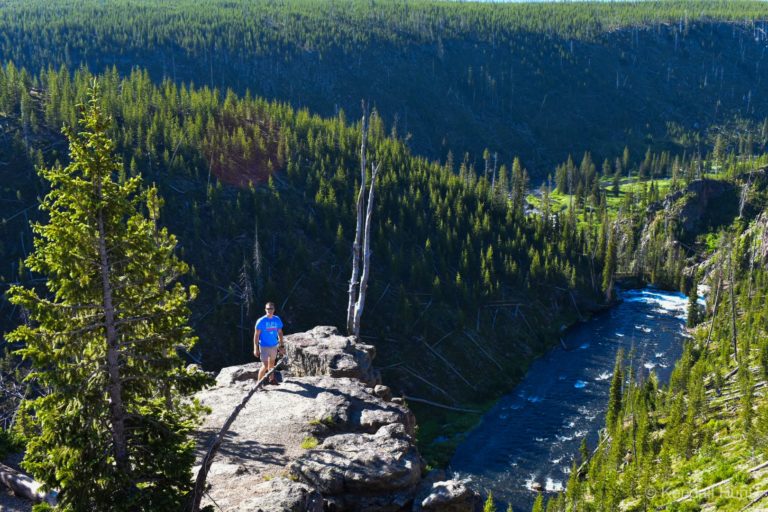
[[259, 345, 278, 363]]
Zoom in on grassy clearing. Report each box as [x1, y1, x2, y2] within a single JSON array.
[[527, 177, 677, 221]]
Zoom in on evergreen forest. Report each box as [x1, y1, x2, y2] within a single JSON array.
[[1, 1, 768, 511]]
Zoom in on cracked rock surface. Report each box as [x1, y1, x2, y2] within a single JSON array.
[[194, 326, 477, 511]]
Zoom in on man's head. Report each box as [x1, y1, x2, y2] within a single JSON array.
[[265, 302, 276, 317]]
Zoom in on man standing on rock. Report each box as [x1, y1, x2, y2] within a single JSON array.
[[254, 302, 284, 385]]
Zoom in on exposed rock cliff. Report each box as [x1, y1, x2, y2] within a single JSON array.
[[649, 178, 737, 236], [194, 326, 479, 511]]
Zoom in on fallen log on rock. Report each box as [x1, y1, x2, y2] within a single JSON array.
[[0, 462, 57, 505]]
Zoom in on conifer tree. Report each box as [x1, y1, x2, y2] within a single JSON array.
[[602, 223, 617, 301], [483, 492, 497, 512], [7, 83, 208, 511], [686, 274, 700, 327], [531, 494, 544, 512], [606, 349, 625, 431]]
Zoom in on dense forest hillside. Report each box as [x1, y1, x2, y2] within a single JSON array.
[[0, 63, 604, 435], [547, 205, 768, 511], [2, 2, 768, 499], [532, 168, 768, 512], [1, 0, 768, 174]]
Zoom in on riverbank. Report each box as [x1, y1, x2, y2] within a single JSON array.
[[450, 288, 690, 510], [413, 294, 616, 468]]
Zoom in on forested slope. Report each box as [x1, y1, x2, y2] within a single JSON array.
[[3, 0, 768, 474], [525, 165, 768, 511], [0, 64, 603, 424], [1, 0, 768, 174]]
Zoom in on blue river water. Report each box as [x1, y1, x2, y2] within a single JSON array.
[[450, 288, 692, 511]]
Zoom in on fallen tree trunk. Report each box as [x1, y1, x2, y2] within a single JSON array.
[[402, 396, 481, 414], [190, 357, 286, 512], [0, 463, 57, 505]]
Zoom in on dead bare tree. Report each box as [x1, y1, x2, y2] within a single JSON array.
[[347, 104, 381, 339], [346, 106, 367, 335], [727, 235, 739, 363]]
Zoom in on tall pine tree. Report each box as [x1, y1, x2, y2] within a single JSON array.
[[8, 83, 209, 511]]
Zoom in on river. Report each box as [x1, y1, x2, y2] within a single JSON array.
[[450, 288, 692, 511]]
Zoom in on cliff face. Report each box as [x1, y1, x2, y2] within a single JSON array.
[[653, 179, 738, 237], [194, 326, 480, 511]]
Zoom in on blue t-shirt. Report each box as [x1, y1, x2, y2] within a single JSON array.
[[255, 315, 283, 347]]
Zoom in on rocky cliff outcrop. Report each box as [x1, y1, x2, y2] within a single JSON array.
[[285, 326, 382, 386], [650, 178, 737, 236], [194, 326, 479, 512]]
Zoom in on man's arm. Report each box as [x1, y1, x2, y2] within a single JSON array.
[[253, 329, 261, 356]]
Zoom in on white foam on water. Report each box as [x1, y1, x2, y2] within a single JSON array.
[[556, 434, 573, 442], [615, 333, 625, 337], [534, 437, 545, 443], [449, 470, 472, 482], [550, 457, 563, 464], [643, 362, 656, 369], [625, 289, 691, 320], [499, 414, 508, 420], [655, 352, 664, 358], [579, 342, 590, 349], [524, 474, 537, 490], [574, 380, 587, 389], [595, 371, 612, 381], [574, 430, 588, 437], [546, 478, 564, 492], [566, 421, 576, 428], [527, 395, 543, 403], [624, 290, 687, 309]]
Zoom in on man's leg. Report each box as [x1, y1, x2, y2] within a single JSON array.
[[267, 354, 278, 384], [258, 359, 267, 382], [257, 345, 270, 382]]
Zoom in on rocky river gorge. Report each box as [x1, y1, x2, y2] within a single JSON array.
[[451, 288, 693, 511]]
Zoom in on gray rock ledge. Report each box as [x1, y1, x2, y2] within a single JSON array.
[[194, 326, 478, 511]]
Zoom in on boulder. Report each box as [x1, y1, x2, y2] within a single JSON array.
[[290, 423, 423, 511], [285, 326, 381, 386], [413, 479, 481, 512], [236, 478, 323, 512], [215, 362, 262, 386], [374, 384, 393, 401]]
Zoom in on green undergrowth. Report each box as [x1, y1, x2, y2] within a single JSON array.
[[558, 237, 768, 511], [300, 436, 319, 450], [0, 428, 24, 460], [528, 176, 700, 224]]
